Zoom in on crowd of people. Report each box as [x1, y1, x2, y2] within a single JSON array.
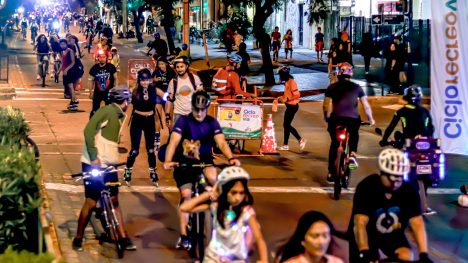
[[15, 6, 446, 262]]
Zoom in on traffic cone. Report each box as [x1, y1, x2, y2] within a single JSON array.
[[260, 114, 279, 155]]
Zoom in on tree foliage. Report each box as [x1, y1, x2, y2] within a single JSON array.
[[308, 0, 338, 25]]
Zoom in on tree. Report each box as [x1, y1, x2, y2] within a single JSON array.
[[127, 0, 148, 43], [308, 0, 337, 25], [224, 0, 285, 85]]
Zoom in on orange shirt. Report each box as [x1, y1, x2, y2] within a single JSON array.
[[212, 68, 252, 100], [281, 79, 300, 105]]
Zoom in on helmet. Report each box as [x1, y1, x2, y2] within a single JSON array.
[[337, 62, 353, 79], [108, 86, 132, 104], [137, 68, 152, 81], [217, 166, 250, 194], [378, 148, 410, 176], [173, 56, 190, 66], [111, 46, 117, 52], [227, 53, 242, 64], [277, 66, 291, 82], [403, 85, 423, 104], [191, 90, 211, 110], [157, 56, 168, 64], [181, 43, 188, 50], [153, 32, 160, 39]]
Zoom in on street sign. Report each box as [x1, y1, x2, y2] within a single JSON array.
[[383, 14, 404, 25], [372, 15, 382, 25], [127, 59, 155, 89]]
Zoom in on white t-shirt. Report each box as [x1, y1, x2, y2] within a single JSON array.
[[168, 73, 202, 116]]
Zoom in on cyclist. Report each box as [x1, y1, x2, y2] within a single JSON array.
[[212, 53, 255, 100], [163, 90, 241, 250], [123, 69, 159, 185], [380, 85, 436, 215], [146, 15, 154, 34], [30, 21, 38, 45], [348, 148, 433, 263], [322, 62, 375, 182], [20, 18, 28, 39], [180, 166, 268, 262], [73, 86, 136, 252], [89, 49, 118, 118], [146, 32, 168, 58], [49, 33, 63, 80], [33, 34, 51, 81], [165, 56, 203, 126]]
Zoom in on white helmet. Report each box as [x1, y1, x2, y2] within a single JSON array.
[[378, 148, 410, 176], [217, 166, 250, 194]]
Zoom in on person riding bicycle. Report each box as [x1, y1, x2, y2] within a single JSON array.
[[123, 69, 159, 185], [34, 34, 51, 80], [165, 56, 203, 126], [49, 33, 62, 79], [212, 53, 255, 100], [146, 15, 154, 34], [347, 148, 433, 263], [20, 18, 28, 35], [380, 85, 434, 147], [163, 90, 241, 250], [30, 21, 38, 44], [146, 32, 168, 58], [322, 62, 375, 182], [89, 49, 118, 118], [73, 86, 136, 252]]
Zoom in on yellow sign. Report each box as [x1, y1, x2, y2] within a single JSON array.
[[219, 106, 241, 122]]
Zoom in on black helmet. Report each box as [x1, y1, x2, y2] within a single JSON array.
[[403, 85, 423, 104], [337, 62, 353, 79], [108, 86, 132, 104], [137, 69, 152, 82], [277, 66, 291, 81], [191, 90, 211, 110]]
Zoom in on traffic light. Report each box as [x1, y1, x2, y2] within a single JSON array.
[[395, 0, 408, 13]]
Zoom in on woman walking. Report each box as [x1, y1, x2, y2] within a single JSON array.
[[283, 29, 293, 61], [60, 39, 79, 111], [123, 69, 159, 186], [276, 66, 306, 151]]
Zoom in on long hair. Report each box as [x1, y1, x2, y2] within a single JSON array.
[[216, 179, 253, 229], [276, 211, 336, 262]]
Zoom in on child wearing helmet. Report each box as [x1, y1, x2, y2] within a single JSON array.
[[348, 148, 433, 263], [180, 166, 268, 262], [212, 53, 255, 100]]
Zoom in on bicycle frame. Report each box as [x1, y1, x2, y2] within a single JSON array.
[[334, 125, 351, 200]]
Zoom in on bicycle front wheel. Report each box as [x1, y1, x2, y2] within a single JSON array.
[[101, 196, 124, 258], [189, 211, 206, 261]]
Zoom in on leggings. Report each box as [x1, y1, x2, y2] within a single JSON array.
[[90, 90, 109, 118], [283, 103, 301, 145], [126, 114, 156, 169]]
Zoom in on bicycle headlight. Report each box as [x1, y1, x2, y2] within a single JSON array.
[[163, 92, 169, 102], [91, 169, 100, 177], [53, 21, 60, 29]]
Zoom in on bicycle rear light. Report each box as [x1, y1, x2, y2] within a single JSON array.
[[339, 134, 346, 140]]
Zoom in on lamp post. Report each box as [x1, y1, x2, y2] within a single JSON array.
[[407, 0, 414, 85], [123, 0, 127, 34], [183, 0, 189, 48]]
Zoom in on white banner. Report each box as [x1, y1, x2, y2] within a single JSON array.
[[431, 0, 468, 155], [217, 103, 262, 139]]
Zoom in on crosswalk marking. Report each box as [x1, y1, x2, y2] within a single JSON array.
[[44, 182, 461, 195]]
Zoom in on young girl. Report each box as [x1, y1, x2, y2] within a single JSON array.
[[180, 166, 268, 263], [275, 66, 306, 151], [283, 29, 293, 61]]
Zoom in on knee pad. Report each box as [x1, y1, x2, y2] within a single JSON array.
[[129, 149, 139, 158]]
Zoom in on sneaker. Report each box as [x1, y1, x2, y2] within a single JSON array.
[[277, 145, 289, 151], [299, 139, 307, 151], [123, 167, 132, 182], [121, 237, 137, 250], [326, 173, 335, 184], [72, 237, 83, 251], [348, 156, 359, 170], [423, 207, 437, 216], [149, 167, 159, 186], [176, 235, 191, 250]]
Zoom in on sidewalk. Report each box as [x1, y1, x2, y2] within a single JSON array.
[[115, 30, 429, 101]]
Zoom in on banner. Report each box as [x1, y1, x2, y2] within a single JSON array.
[[127, 59, 154, 89], [431, 0, 468, 155], [217, 103, 262, 139]]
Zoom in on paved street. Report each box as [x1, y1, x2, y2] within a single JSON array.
[[1, 26, 467, 263]]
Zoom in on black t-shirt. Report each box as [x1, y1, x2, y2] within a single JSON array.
[[151, 39, 168, 57], [347, 174, 421, 239], [131, 85, 158, 112], [236, 51, 250, 76], [152, 68, 176, 92], [173, 114, 223, 157], [89, 63, 116, 92], [384, 105, 434, 141], [325, 80, 365, 119]]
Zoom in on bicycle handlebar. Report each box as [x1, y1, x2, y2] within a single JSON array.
[[71, 162, 126, 180]]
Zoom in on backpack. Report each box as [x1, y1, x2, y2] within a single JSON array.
[[171, 72, 197, 101]]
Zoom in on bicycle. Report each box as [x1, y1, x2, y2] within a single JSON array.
[[71, 163, 127, 258], [37, 53, 50, 87], [53, 53, 61, 83], [333, 121, 370, 200], [177, 162, 228, 261], [21, 27, 27, 40]]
